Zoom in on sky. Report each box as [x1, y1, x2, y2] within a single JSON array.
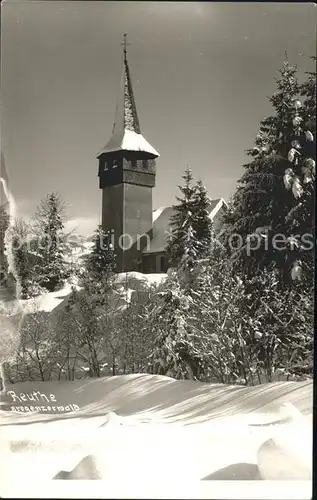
[[1, 1, 316, 237]]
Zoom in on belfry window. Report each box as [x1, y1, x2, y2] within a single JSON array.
[[142, 160, 148, 169], [112, 159, 118, 169]]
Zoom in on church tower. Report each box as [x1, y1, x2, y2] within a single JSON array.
[[97, 34, 159, 272]]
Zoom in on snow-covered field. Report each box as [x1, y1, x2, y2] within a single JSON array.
[[0, 374, 312, 499]]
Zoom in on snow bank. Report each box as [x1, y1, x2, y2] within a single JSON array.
[[19, 284, 79, 314], [114, 271, 167, 290], [1, 374, 312, 425], [0, 375, 312, 497]]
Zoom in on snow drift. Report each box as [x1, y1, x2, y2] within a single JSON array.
[[0, 374, 312, 498]]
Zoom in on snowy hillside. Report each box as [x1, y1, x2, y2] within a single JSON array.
[[0, 375, 312, 498], [16, 271, 166, 317], [63, 233, 95, 268], [19, 283, 79, 314]]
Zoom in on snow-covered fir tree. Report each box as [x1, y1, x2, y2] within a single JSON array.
[[85, 225, 116, 285], [11, 218, 36, 299], [187, 244, 314, 384], [221, 58, 315, 286], [149, 272, 200, 380], [166, 166, 197, 267], [244, 268, 314, 380], [286, 57, 316, 285], [0, 203, 9, 283], [65, 281, 108, 378], [63, 227, 117, 377], [189, 249, 250, 384], [166, 168, 213, 272], [33, 192, 69, 292], [177, 224, 199, 285], [152, 170, 216, 377], [192, 179, 213, 256]]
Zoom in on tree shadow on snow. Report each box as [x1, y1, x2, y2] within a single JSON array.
[[202, 462, 262, 480], [1, 375, 312, 428]]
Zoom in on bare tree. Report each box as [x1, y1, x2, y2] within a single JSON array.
[[6, 308, 62, 382]]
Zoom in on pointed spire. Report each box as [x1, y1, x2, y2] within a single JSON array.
[[98, 34, 159, 158], [122, 33, 129, 64], [119, 33, 140, 134]]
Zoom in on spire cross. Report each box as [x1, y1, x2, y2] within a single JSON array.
[[121, 33, 131, 59]]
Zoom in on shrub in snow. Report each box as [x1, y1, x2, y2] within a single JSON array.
[[149, 272, 203, 381], [111, 280, 159, 375], [156, 248, 314, 385]]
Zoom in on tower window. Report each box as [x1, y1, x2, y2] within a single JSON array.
[[142, 160, 148, 169], [104, 162, 108, 171], [131, 159, 137, 168], [112, 159, 118, 169]]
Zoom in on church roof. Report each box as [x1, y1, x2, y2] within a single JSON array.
[[144, 206, 175, 254], [98, 36, 159, 158], [142, 198, 227, 255]]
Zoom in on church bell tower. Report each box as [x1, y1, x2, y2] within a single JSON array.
[[97, 34, 159, 272]]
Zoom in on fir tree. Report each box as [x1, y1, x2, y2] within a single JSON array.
[[149, 273, 199, 380], [0, 203, 9, 284], [192, 179, 213, 257], [288, 57, 316, 285], [177, 223, 205, 290], [166, 168, 214, 270], [11, 218, 35, 299], [85, 226, 116, 285], [65, 228, 117, 377], [166, 166, 197, 267], [221, 58, 315, 286], [245, 269, 314, 380], [33, 192, 69, 292]]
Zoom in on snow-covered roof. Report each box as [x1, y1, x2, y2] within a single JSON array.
[[143, 207, 175, 254], [208, 198, 228, 220], [152, 206, 168, 223], [99, 130, 160, 157], [142, 199, 226, 255], [98, 52, 159, 158]]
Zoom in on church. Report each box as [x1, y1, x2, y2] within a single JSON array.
[[97, 35, 227, 274]]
